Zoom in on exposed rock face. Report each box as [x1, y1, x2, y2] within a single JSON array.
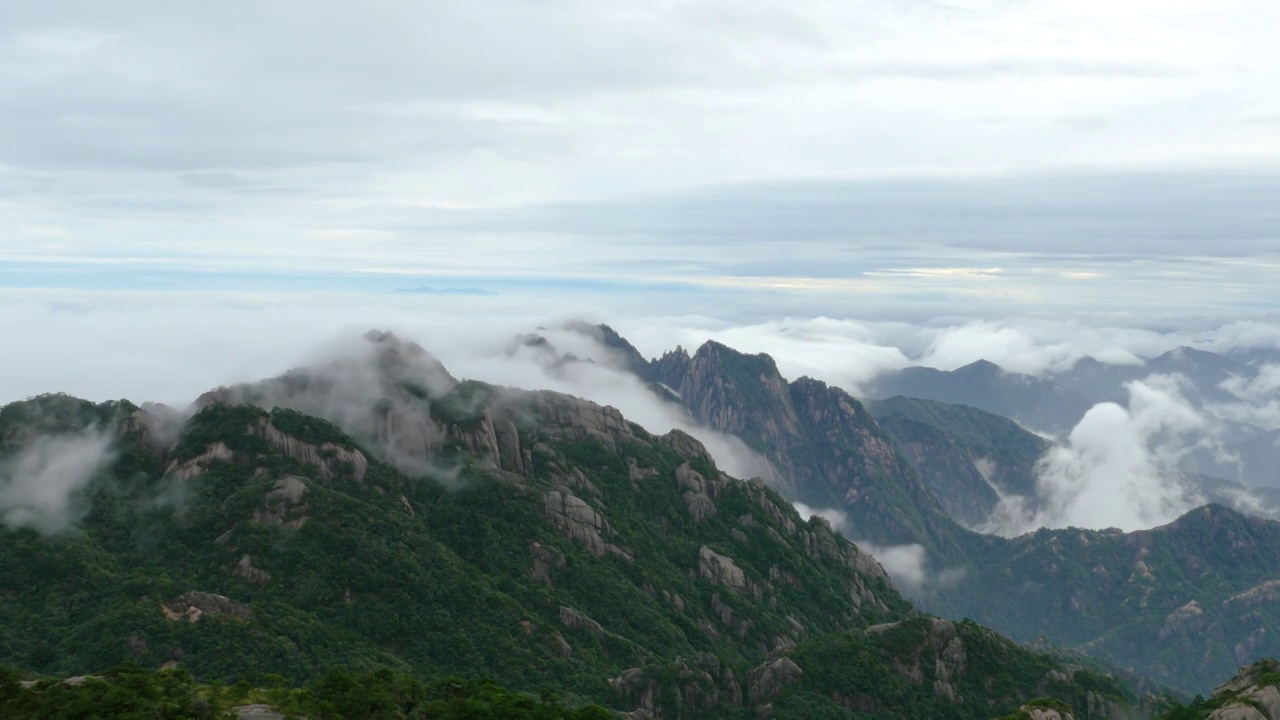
[[1236, 628, 1270, 666], [611, 654, 743, 720], [932, 622, 967, 704], [193, 329, 459, 477], [1159, 600, 1207, 640], [746, 657, 803, 704], [233, 705, 297, 720], [162, 591, 253, 623], [1229, 581, 1280, 607], [532, 391, 636, 448], [1208, 659, 1280, 720], [864, 618, 970, 703], [124, 403, 184, 456], [234, 554, 271, 585], [868, 397, 1049, 529], [1209, 687, 1280, 720], [1019, 707, 1074, 720], [652, 341, 967, 557], [710, 593, 754, 638], [251, 420, 368, 482], [253, 475, 309, 527], [677, 463, 720, 522], [559, 606, 605, 638], [529, 542, 566, 586], [699, 546, 750, 593], [1210, 706, 1270, 720], [164, 441, 233, 481], [543, 489, 629, 559]]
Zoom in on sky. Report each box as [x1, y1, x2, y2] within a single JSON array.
[[1, 0, 1279, 318], [3, 1, 1280, 540]]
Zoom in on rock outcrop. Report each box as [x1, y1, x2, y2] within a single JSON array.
[[611, 654, 743, 720], [746, 656, 803, 704], [651, 341, 968, 558], [699, 546, 750, 593], [164, 441, 234, 481], [253, 475, 309, 527], [1207, 659, 1280, 720], [162, 591, 253, 623], [251, 420, 368, 482], [543, 489, 629, 559]]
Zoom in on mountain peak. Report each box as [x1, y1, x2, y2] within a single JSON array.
[[955, 359, 1004, 376], [562, 320, 655, 380], [692, 340, 782, 377]]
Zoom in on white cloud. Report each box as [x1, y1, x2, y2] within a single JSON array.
[[0, 428, 114, 534], [789, 501, 966, 595], [0, 0, 1279, 294], [984, 375, 1210, 534], [792, 502, 849, 532]]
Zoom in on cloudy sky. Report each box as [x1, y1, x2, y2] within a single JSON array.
[[6, 1, 1280, 540], [1, 0, 1279, 321]]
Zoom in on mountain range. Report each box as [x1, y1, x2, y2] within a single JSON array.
[[533, 323, 1280, 692], [5, 326, 1280, 717], [863, 345, 1279, 488]]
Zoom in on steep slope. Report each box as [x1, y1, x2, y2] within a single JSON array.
[[1144, 347, 1257, 406], [929, 506, 1280, 693], [651, 341, 975, 560], [1156, 658, 1280, 719], [611, 331, 1280, 692], [0, 395, 905, 713], [869, 396, 1050, 527], [620, 615, 1152, 720], [0, 332, 1171, 718], [562, 321, 658, 383]]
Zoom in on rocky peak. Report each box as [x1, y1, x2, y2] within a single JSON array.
[[1204, 659, 1280, 720], [954, 359, 1004, 378], [361, 328, 458, 393], [562, 321, 656, 381]]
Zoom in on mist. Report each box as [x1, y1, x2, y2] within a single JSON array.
[[792, 501, 964, 596], [983, 375, 1209, 534], [5, 293, 1280, 536], [0, 428, 114, 534]]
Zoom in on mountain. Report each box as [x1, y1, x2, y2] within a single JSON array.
[[1155, 658, 1280, 718], [1050, 348, 1259, 410], [650, 340, 976, 561], [866, 347, 1275, 450], [868, 396, 1050, 528], [865, 360, 1095, 437], [868, 395, 1280, 529], [561, 321, 658, 383], [557, 327, 1280, 692], [927, 505, 1280, 693], [1143, 347, 1258, 406], [0, 331, 1160, 718]]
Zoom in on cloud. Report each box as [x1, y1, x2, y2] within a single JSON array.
[[792, 502, 851, 532], [856, 541, 967, 597], [0, 428, 114, 534], [789, 501, 965, 595], [2, 0, 1280, 299], [4, 289, 1280, 542], [459, 326, 781, 482], [983, 375, 1211, 534]]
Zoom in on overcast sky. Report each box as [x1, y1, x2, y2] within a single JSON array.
[[3, 0, 1280, 318]]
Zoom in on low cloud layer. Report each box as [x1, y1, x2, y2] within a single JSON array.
[[5, 293, 1280, 537], [792, 501, 964, 596], [0, 428, 114, 534], [984, 375, 1210, 534]]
